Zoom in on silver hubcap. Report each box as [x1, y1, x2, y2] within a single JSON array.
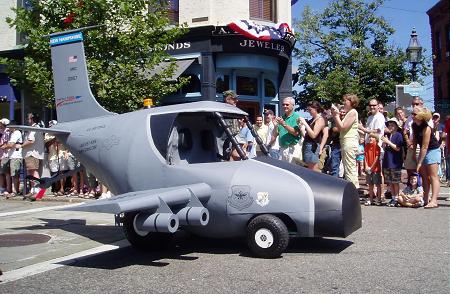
[[254, 228, 274, 248]]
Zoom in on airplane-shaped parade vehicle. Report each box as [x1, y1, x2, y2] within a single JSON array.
[[18, 27, 361, 258]]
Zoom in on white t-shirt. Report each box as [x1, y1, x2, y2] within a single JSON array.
[[365, 112, 385, 146], [8, 130, 23, 159], [23, 123, 45, 160], [267, 121, 279, 150]]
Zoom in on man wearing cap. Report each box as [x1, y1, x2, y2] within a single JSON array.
[[264, 109, 280, 159], [381, 117, 404, 206], [269, 97, 301, 163], [222, 90, 240, 136]]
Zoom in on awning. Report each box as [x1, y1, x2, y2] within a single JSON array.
[[0, 47, 25, 59], [0, 74, 16, 102], [148, 58, 196, 81]]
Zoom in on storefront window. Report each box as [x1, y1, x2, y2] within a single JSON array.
[[264, 79, 276, 97], [180, 74, 201, 94], [249, 0, 276, 22], [237, 76, 258, 96], [216, 75, 230, 93]]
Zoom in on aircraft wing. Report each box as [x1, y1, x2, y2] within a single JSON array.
[[9, 125, 71, 136], [60, 183, 211, 214]]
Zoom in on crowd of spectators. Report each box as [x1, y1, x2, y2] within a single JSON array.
[[0, 113, 110, 200], [224, 90, 448, 209]]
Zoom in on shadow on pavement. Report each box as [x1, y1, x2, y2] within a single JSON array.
[[9, 218, 124, 245], [60, 234, 352, 270], [10, 219, 354, 269]]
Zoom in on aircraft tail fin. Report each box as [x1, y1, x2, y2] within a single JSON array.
[[49, 28, 112, 123]]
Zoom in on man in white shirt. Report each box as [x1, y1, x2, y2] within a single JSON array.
[[22, 113, 45, 195], [254, 115, 268, 156], [359, 99, 386, 144], [264, 109, 280, 159], [1, 122, 23, 196]]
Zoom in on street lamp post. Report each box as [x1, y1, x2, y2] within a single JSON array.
[[406, 28, 423, 82]]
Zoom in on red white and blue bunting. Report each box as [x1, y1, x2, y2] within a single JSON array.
[[228, 20, 292, 41]]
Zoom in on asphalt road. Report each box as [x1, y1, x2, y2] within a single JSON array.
[[0, 195, 448, 293]]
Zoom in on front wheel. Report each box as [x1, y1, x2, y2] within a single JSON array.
[[122, 212, 173, 250], [246, 214, 289, 258]]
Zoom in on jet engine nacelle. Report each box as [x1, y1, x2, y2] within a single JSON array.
[[177, 206, 209, 226], [134, 212, 179, 233]]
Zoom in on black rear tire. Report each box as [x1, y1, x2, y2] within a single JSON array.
[[246, 214, 289, 258], [123, 212, 173, 250]]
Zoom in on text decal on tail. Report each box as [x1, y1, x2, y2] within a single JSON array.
[[50, 32, 83, 47], [49, 30, 112, 123]]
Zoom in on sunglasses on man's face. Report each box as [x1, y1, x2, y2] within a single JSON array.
[[369, 104, 378, 107], [411, 113, 417, 116], [412, 102, 420, 106]]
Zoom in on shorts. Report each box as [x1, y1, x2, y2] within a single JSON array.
[[383, 168, 402, 184], [366, 172, 382, 185], [0, 158, 9, 174], [302, 141, 320, 164], [423, 148, 441, 165], [9, 158, 22, 177], [25, 156, 40, 170]]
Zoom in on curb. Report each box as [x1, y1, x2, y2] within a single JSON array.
[[1, 195, 93, 203]]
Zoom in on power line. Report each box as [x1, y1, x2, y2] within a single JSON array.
[[379, 6, 425, 14]]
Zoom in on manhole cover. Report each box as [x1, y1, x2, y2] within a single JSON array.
[[0, 233, 51, 247]]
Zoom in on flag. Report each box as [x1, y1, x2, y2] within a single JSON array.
[[68, 55, 78, 63]]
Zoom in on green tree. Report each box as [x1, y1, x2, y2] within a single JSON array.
[[1, 0, 187, 113], [292, 0, 430, 115]]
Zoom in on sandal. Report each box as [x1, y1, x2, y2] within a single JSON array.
[[364, 200, 371, 206]]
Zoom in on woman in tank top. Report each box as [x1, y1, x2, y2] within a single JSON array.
[[412, 107, 440, 208], [330, 94, 360, 189], [297, 101, 325, 171]]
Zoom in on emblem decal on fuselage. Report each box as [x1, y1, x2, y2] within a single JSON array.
[[256, 192, 269, 207], [228, 185, 253, 210]]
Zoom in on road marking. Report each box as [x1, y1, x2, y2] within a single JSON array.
[[0, 203, 83, 217], [1, 239, 129, 283]]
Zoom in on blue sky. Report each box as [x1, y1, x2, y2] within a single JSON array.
[[291, 0, 440, 109]]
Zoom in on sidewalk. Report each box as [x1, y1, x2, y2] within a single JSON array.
[[0, 190, 92, 203]]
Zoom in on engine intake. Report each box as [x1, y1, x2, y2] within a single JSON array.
[[134, 212, 179, 233], [177, 206, 209, 226]]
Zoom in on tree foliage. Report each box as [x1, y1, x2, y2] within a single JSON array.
[[292, 0, 431, 114], [1, 0, 187, 113]]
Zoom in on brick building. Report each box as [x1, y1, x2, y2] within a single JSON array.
[[427, 0, 450, 115]]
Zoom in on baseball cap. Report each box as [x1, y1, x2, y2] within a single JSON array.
[[0, 118, 10, 125], [432, 112, 440, 118], [223, 90, 238, 99]]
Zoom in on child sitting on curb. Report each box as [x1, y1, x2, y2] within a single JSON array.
[[398, 173, 424, 208], [364, 135, 382, 206]]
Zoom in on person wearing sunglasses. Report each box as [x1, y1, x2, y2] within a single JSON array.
[[411, 107, 440, 208]]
